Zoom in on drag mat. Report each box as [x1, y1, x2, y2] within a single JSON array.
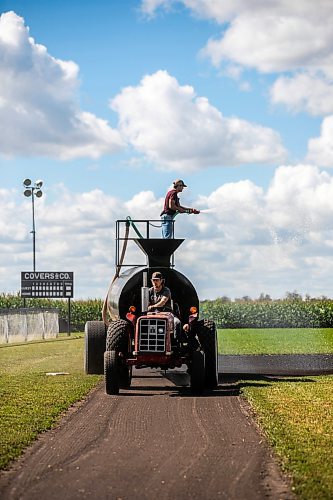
[[0, 369, 293, 500]]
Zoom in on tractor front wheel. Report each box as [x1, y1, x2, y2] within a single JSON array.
[[105, 319, 132, 389], [106, 319, 130, 352]]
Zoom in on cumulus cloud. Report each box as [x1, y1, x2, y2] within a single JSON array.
[[183, 164, 333, 298], [111, 70, 286, 170], [0, 186, 164, 296], [141, 1, 333, 115], [141, 1, 333, 75], [0, 11, 123, 159], [141, 0, 248, 23], [306, 116, 333, 167], [2, 165, 333, 299], [202, 8, 333, 76], [270, 73, 333, 116]]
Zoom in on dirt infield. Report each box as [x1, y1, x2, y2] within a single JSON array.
[[0, 369, 293, 500]]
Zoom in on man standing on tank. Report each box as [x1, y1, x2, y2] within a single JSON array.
[[160, 179, 200, 238]]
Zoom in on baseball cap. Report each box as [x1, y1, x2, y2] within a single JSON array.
[[152, 271, 164, 279], [173, 179, 187, 187]]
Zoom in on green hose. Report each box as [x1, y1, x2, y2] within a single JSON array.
[[126, 216, 144, 239]]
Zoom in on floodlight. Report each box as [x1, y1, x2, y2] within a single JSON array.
[[23, 178, 31, 187], [35, 190, 43, 198], [24, 189, 32, 197], [35, 180, 43, 188]]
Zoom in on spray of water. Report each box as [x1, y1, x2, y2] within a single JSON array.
[[199, 208, 217, 214]]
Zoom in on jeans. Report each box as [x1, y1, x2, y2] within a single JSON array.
[[161, 214, 173, 239]]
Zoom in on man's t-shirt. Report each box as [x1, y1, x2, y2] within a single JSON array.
[[160, 189, 179, 216], [149, 285, 172, 310]]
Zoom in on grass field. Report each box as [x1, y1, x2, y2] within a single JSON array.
[[0, 331, 332, 499], [241, 375, 333, 499], [0, 336, 101, 469], [218, 328, 333, 354]]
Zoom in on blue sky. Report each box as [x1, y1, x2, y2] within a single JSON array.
[[1, 0, 333, 300]]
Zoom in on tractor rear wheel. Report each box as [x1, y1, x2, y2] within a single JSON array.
[[196, 319, 218, 389], [84, 321, 106, 375], [190, 350, 205, 394], [104, 350, 119, 395]]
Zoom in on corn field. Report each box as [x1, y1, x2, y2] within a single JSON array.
[[200, 298, 333, 328], [2, 293, 333, 329]]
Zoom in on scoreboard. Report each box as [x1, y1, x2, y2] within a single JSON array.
[[21, 272, 74, 298]]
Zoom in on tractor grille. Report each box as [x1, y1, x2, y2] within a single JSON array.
[[139, 318, 166, 352]]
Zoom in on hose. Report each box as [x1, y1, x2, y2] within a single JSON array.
[[102, 220, 130, 326], [126, 216, 144, 238]]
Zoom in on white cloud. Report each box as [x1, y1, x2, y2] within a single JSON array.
[[306, 116, 333, 166], [140, 1, 333, 116], [141, 0, 248, 23], [270, 73, 333, 116], [0, 11, 123, 159], [141, 1, 333, 76], [202, 9, 333, 76], [111, 70, 286, 170], [3, 164, 333, 299]]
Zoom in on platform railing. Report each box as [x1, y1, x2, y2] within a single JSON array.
[[115, 219, 176, 268]]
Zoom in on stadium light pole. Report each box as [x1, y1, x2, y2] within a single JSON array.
[[23, 179, 43, 272]]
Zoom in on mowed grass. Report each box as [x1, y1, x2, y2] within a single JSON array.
[[218, 327, 333, 497], [1, 330, 332, 499], [0, 337, 101, 469], [241, 375, 333, 499], [218, 328, 333, 354]]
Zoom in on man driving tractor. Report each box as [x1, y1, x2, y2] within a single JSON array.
[[148, 271, 184, 336]]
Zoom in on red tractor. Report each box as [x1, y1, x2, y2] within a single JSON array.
[[84, 219, 218, 394]]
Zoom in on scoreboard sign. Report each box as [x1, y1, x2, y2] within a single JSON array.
[[21, 272, 74, 298]]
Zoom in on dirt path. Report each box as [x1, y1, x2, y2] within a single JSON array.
[[0, 370, 292, 500]]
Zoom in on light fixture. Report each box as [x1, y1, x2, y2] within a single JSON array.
[[23, 179, 44, 272]]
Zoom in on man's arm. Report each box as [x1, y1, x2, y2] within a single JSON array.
[[148, 295, 169, 311], [169, 198, 200, 214]]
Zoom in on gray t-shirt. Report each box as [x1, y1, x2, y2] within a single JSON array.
[[149, 285, 171, 309]]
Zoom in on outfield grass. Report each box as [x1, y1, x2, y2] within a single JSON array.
[[218, 328, 333, 354], [241, 375, 333, 499], [0, 337, 101, 469], [1, 331, 332, 499]]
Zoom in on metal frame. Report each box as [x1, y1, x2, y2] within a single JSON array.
[[115, 219, 176, 268]]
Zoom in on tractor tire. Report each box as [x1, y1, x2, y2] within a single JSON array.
[[196, 319, 218, 389], [84, 321, 106, 375], [119, 364, 132, 389], [106, 319, 130, 353], [106, 320, 132, 389], [104, 350, 119, 395], [190, 350, 205, 394]]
